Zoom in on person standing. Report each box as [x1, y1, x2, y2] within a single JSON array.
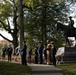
[[7, 45, 13, 61], [38, 41, 43, 64], [51, 42, 57, 66], [43, 44, 47, 63], [28, 44, 32, 63], [2, 47, 6, 60], [14, 47, 20, 62], [46, 41, 52, 65], [21, 41, 27, 65], [34, 47, 38, 64]]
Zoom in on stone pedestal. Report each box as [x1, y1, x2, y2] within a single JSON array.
[[63, 47, 76, 62]]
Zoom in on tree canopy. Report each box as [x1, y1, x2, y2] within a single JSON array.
[[0, 0, 75, 48], [24, 0, 70, 47]]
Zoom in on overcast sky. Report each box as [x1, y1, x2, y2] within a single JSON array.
[[0, 31, 12, 40]]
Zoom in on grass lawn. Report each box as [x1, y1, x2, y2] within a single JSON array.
[[0, 61, 31, 75], [56, 63, 76, 75]]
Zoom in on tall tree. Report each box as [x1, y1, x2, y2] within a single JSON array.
[[0, 0, 75, 49], [24, 0, 69, 47], [18, 0, 24, 48], [0, 0, 31, 49], [0, 0, 19, 49]]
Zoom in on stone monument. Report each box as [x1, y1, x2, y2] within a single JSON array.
[[56, 46, 76, 63], [63, 47, 76, 62], [56, 21, 76, 63]]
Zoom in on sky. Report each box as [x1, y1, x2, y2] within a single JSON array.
[[0, 31, 12, 40], [69, 3, 76, 28]]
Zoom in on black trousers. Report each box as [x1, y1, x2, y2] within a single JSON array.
[[8, 55, 12, 61], [52, 55, 56, 66], [35, 56, 38, 64], [39, 53, 43, 64], [21, 54, 27, 65]]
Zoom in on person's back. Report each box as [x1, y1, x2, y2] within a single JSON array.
[[8, 47, 12, 55], [7, 45, 13, 55]]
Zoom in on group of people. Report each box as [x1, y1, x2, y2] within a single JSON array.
[[1, 40, 57, 66], [2, 45, 13, 61], [18, 16, 75, 66], [20, 40, 57, 66], [34, 41, 57, 66], [1, 16, 75, 67]]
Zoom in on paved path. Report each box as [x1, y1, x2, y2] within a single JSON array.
[[28, 64, 63, 75], [0, 60, 63, 75]]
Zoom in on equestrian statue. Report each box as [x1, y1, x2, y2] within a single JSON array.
[[57, 16, 76, 46]]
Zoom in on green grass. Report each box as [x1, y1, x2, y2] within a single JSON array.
[[56, 63, 76, 75], [0, 61, 31, 75]]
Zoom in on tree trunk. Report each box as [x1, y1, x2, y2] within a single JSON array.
[[18, 0, 24, 49], [12, 36, 18, 50], [12, 26, 18, 51], [42, 0, 47, 44]]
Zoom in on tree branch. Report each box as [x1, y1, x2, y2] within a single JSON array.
[[23, 4, 32, 11], [6, 19, 13, 34], [7, 19, 11, 30], [0, 20, 8, 31], [0, 19, 13, 34], [0, 33, 12, 43]]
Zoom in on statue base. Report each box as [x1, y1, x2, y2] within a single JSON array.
[[62, 47, 76, 63]]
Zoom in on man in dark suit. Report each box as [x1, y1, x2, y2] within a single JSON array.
[[38, 41, 43, 64], [21, 41, 27, 65], [7, 45, 13, 61]]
